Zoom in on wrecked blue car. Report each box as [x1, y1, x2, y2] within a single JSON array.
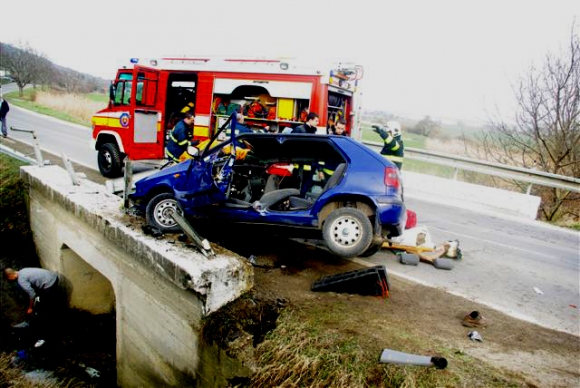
[[130, 119, 406, 258]]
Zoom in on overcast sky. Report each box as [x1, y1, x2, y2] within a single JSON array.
[[1, 0, 577, 122]]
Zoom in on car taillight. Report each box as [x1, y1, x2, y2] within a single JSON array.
[[384, 166, 400, 190]]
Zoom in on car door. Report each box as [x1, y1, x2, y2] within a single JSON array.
[[129, 66, 163, 159], [173, 114, 237, 211]]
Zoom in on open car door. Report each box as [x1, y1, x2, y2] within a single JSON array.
[[129, 66, 163, 159], [173, 113, 238, 210]]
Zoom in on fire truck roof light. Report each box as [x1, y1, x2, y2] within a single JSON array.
[[130, 58, 139, 64]]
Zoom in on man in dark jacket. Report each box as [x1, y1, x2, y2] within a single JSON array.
[[165, 112, 196, 162], [292, 112, 319, 134], [0, 97, 9, 138]]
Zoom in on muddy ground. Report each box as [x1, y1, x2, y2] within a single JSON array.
[[2, 139, 580, 387], [206, 232, 580, 388]]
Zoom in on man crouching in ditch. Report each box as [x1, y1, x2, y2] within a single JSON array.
[[3, 267, 62, 343]]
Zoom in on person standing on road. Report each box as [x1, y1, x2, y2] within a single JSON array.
[[373, 121, 404, 169], [0, 97, 9, 138]]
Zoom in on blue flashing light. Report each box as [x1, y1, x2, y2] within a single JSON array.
[[130, 58, 139, 64]]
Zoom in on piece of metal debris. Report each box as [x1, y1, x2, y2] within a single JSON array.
[[468, 330, 483, 342]]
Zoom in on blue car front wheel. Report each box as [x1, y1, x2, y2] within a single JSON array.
[[322, 207, 373, 258], [146, 193, 183, 233]]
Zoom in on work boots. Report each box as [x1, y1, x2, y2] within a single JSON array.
[[462, 311, 488, 328]]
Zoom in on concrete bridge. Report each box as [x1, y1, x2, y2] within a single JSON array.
[[20, 164, 253, 387]]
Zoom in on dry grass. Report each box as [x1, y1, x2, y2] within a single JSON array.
[[251, 302, 528, 388], [34, 91, 105, 125]]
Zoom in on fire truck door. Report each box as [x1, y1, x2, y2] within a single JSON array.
[[130, 67, 162, 157]]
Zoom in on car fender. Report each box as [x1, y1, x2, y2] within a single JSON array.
[[315, 194, 376, 226]]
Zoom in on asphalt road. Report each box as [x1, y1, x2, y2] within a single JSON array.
[[1, 98, 579, 336]]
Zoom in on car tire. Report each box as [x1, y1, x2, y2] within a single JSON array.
[[322, 207, 373, 258], [360, 241, 382, 257], [146, 193, 183, 233], [98, 143, 123, 178]]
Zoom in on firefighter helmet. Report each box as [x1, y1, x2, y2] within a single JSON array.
[[386, 121, 402, 137]]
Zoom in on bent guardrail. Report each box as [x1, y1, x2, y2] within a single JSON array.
[[362, 140, 580, 193]]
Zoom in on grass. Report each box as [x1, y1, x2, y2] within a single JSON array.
[[85, 93, 109, 104], [4, 87, 107, 127], [251, 301, 527, 387], [0, 154, 29, 232]]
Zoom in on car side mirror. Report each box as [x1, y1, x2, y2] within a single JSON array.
[[187, 145, 199, 158]]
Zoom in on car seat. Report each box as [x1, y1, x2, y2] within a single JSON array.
[[224, 188, 300, 210], [288, 163, 347, 210]]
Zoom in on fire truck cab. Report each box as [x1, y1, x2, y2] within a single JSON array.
[[91, 57, 363, 177]]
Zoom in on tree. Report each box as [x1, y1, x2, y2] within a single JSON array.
[[412, 115, 441, 137], [0, 42, 53, 96], [481, 27, 579, 221]]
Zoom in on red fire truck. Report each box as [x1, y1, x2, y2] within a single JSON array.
[[91, 57, 363, 177]]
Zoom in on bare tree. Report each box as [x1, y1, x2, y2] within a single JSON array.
[[1, 42, 52, 96], [481, 27, 579, 221]]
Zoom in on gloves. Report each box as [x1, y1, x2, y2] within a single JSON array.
[[372, 125, 388, 137]]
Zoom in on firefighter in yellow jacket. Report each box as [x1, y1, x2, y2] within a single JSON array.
[[373, 121, 404, 169]]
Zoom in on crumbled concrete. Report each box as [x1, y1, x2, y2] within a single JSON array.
[[20, 165, 253, 314]]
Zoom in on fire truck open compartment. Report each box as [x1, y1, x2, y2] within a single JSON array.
[[211, 82, 311, 133], [164, 72, 198, 131]]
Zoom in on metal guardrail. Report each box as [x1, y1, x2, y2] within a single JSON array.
[[362, 140, 580, 193], [10, 127, 46, 167]]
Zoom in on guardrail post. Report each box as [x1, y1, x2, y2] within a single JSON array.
[[123, 157, 133, 209], [10, 127, 46, 167], [452, 167, 459, 181], [526, 183, 533, 195], [61, 153, 80, 186]]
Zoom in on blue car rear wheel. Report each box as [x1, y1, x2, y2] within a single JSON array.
[[322, 207, 373, 258]]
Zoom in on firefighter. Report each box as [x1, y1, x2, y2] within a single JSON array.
[[165, 112, 196, 162], [373, 121, 404, 169]]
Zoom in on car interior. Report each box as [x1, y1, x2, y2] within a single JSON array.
[[214, 135, 347, 212]]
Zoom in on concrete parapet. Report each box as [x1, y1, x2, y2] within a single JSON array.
[[20, 165, 253, 314]]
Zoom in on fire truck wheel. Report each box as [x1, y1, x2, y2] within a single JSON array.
[[98, 143, 123, 178], [322, 207, 373, 258], [146, 193, 183, 233]]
